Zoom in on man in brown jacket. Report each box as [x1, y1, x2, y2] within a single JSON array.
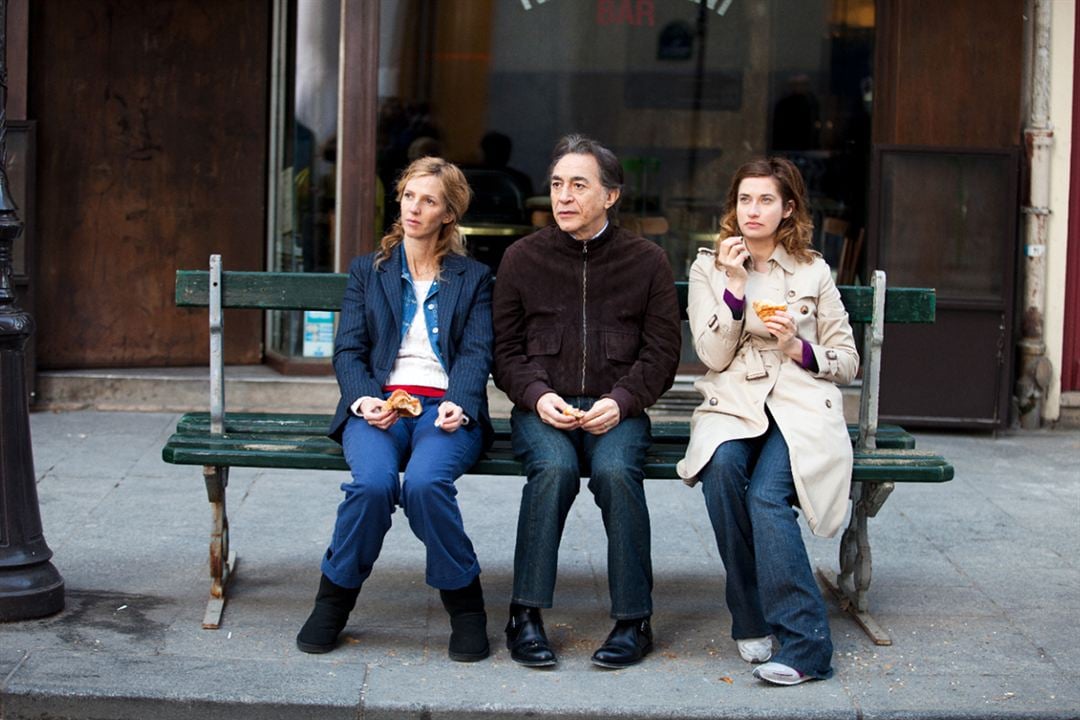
[[492, 134, 682, 669]]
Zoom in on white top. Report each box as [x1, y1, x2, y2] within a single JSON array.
[[385, 280, 448, 390]]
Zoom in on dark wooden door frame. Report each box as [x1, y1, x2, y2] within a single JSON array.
[[1063, 4, 1080, 393], [336, 0, 380, 271]]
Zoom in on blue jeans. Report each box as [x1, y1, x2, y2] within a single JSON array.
[[698, 415, 834, 679], [322, 396, 484, 591], [510, 399, 653, 619]]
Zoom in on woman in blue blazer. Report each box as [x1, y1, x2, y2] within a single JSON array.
[[297, 157, 494, 661]]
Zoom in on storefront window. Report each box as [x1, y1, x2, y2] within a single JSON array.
[[267, 0, 341, 364], [377, 0, 874, 367], [266, 0, 873, 366]]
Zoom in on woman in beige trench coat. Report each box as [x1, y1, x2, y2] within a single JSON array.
[[676, 157, 858, 685]]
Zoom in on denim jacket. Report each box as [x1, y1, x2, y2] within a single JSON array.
[[399, 244, 446, 370]]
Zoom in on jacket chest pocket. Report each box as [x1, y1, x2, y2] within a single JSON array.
[[527, 328, 563, 356]]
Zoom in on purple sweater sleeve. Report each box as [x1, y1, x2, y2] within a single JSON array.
[[723, 289, 745, 320], [799, 339, 819, 372]]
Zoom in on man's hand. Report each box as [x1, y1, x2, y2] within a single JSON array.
[[580, 397, 621, 435], [359, 397, 399, 430], [536, 392, 582, 430], [435, 401, 466, 432]]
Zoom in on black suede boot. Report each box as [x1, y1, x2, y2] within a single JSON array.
[[296, 574, 361, 654], [439, 575, 490, 662]]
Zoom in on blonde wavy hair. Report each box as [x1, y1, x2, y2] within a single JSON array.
[[374, 156, 472, 269], [715, 156, 815, 265]]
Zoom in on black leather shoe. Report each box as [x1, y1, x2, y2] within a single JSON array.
[[505, 605, 557, 667], [590, 618, 653, 669]]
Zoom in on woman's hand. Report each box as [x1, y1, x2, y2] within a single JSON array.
[[716, 235, 750, 291], [359, 397, 399, 430], [435, 401, 466, 432], [764, 311, 804, 361]]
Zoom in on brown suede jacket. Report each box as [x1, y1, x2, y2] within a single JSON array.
[[492, 223, 682, 419]]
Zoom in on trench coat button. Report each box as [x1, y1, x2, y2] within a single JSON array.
[[826, 350, 837, 360], [709, 397, 718, 406], [707, 314, 718, 330], [801, 305, 809, 314], [787, 289, 796, 298], [825, 399, 832, 408]]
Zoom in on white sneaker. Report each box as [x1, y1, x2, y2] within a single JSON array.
[[736, 636, 773, 663], [753, 661, 811, 686]]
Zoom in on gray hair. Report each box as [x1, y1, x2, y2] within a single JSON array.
[[548, 134, 623, 217]]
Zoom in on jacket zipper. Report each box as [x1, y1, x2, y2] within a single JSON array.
[[581, 240, 588, 395]]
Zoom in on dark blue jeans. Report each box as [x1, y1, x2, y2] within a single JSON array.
[[510, 400, 653, 619], [322, 396, 484, 591], [699, 416, 834, 679]]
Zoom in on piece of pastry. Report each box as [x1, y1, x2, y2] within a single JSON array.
[[752, 300, 787, 322], [385, 388, 423, 417]]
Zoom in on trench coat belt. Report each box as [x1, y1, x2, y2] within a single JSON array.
[[741, 334, 781, 381]]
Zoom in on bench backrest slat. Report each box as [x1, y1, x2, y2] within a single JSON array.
[[675, 282, 934, 323], [178, 271, 936, 323], [176, 270, 348, 311]]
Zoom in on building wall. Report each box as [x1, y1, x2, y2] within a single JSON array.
[[1044, 0, 1075, 420], [28, 0, 270, 369]]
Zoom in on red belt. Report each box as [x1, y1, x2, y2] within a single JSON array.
[[383, 384, 446, 398]]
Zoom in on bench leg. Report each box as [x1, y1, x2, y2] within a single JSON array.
[[816, 480, 895, 646], [202, 465, 237, 629]]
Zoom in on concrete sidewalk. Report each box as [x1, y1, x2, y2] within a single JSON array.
[[2, 410, 1078, 719]]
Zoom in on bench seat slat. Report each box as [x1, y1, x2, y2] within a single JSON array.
[[162, 431, 952, 483], [173, 412, 918, 450]]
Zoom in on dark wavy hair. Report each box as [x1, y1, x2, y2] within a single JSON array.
[[375, 156, 472, 268], [548, 133, 624, 219], [716, 156, 815, 265]]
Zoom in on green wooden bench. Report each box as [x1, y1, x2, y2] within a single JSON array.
[[163, 255, 953, 643]]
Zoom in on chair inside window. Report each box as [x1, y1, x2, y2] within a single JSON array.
[[461, 169, 527, 225], [819, 217, 849, 280]]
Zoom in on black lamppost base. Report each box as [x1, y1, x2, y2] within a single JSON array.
[[0, 0, 64, 623], [0, 561, 64, 621]]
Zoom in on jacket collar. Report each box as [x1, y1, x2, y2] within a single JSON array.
[[554, 220, 617, 253], [375, 243, 468, 277], [767, 243, 799, 275]]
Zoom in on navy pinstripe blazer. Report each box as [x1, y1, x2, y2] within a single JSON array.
[[328, 248, 495, 447]]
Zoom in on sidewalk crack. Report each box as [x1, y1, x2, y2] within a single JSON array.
[[1, 650, 30, 692], [355, 663, 370, 719]]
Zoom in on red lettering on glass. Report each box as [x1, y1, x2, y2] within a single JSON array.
[[638, 0, 655, 26], [597, 0, 616, 25], [596, 0, 655, 26]]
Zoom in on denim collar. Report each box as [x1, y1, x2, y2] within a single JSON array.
[[398, 245, 445, 368]]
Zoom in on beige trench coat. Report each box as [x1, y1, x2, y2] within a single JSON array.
[[676, 245, 859, 538]]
